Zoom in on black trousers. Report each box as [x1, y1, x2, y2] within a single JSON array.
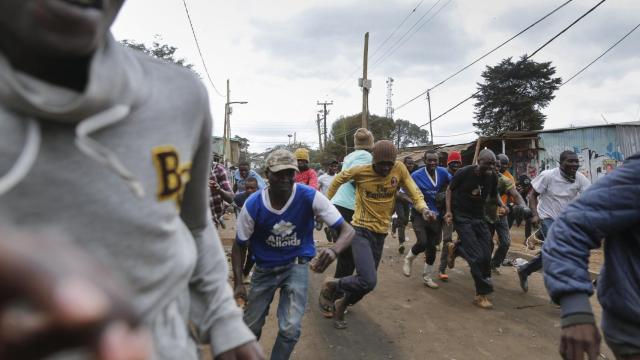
[[410, 212, 442, 265], [392, 200, 410, 244], [334, 205, 355, 281], [454, 216, 493, 295]]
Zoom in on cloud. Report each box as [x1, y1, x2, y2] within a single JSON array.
[[250, 0, 480, 79]]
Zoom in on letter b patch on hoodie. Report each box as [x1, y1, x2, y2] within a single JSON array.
[[152, 146, 191, 207]]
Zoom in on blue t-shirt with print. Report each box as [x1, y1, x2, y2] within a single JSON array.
[[411, 166, 451, 217], [236, 184, 344, 268]]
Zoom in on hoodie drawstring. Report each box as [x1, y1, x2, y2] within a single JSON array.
[[0, 118, 41, 196], [0, 106, 145, 198], [75, 105, 145, 198]]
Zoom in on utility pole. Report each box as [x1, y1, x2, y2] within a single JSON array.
[[293, 132, 296, 145], [316, 114, 323, 151], [359, 32, 371, 129], [317, 101, 333, 149], [222, 79, 248, 164], [427, 90, 433, 145], [223, 79, 230, 163], [385, 77, 394, 119]]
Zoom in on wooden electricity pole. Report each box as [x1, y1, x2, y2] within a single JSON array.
[[317, 100, 333, 149], [316, 113, 323, 151], [223, 79, 230, 163], [360, 32, 370, 129]]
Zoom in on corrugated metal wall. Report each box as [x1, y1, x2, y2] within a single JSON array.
[[537, 126, 631, 182], [616, 125, 640, 157]]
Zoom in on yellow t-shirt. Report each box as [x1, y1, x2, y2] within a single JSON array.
[[327, 161, 428, 234]]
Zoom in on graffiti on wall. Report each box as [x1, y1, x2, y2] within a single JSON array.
[[541, 142, 625, 182]]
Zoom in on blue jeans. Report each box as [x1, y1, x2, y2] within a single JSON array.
[[519, 218, 554, 277], [243, 263, 309, 360]]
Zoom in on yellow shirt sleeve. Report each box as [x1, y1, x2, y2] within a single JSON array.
[[327, 166, 359, 199], [400, 164, 428, 213]]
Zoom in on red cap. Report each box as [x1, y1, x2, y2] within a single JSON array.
[[447, 151, 462, 164]]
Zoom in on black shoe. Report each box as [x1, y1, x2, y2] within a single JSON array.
[[398, 244, 405, 255], [517, 269, 529, 293]]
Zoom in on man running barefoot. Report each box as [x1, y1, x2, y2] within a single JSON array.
[[322, 140, 435, 328], [403, 150, 452, 288], [232, 150, 354, 360], [486, 155, 530, 274], [444, 149, 504, 309]]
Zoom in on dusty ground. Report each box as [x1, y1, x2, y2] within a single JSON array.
[[216, 218, 611, 360]]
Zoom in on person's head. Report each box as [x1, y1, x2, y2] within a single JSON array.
[[403, 157, 416, 172], [477, 149, 497, 175], [212, 154, 222, 164], [447, 151, 462, 174], [327, 160, 339, 175], [372, 140, 397, 177], [265, 149, 298, 195], [244, 177, 258, 194], [294, 148, 309, 171], [559, 150, 579, 176], [353, 128, 374, 151], [423, 150, 439, 173], [238, 162, 250, 179], [0, 0, 126, 59], [497, 154, 509, 173]]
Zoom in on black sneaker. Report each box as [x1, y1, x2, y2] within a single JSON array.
[[398, 244, 405, 255]]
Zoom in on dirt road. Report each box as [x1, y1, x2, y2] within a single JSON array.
[[218, 220, 613, 360]]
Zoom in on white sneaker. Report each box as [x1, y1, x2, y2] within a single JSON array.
[[423, 276, 439, 289], [403, 256, 414, 277]]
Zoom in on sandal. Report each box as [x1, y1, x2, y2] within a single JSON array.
[[319, 278, 337, 318]]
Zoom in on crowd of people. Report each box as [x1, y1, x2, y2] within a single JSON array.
[[0, 1, 638, 360]]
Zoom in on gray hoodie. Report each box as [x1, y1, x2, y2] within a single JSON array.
[[0, 34, 254, 358]]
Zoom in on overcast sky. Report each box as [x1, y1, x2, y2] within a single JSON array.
[[112, 0, 640, 152]]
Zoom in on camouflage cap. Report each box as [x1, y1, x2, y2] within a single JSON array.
[[265, 149, 299, 173]]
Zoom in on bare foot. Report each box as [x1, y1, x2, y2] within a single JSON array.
[[333, 296, 348, 329]]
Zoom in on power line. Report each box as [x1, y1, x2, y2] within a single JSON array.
[[416, 0, 607, 129], [323, 0, 428, 97], [433, 130, 476, 138], [181, 0, 225, 97], [561, 21, 640, 86], [395, 0, 573, 112], [371, 0, 427, 59], [369, 0, 447, 71]]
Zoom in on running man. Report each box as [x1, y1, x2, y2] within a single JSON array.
[[0, 0, 261, 358], [232, 149, 354, 360], [318, 160, 339, 195], [436, 151, 462, 280], [294, 148, 318, 189], [517, 150, 590, 292], [392, 156, 417, 254], [402, 150, 452, 288], [543, 152, 640, 360], [486, 155, 530, 274], [322, 140, 435, 328], [444, 149, 505, 309]]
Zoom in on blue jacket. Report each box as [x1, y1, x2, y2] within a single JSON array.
[[543, 153, 640, 331]]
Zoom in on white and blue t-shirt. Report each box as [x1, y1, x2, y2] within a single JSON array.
[[411, 166, 452, 217], [236, 183, 344, 268]]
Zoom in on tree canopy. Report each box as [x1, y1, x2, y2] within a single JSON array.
[[120, 37, 195, 70], [329, 113, 395, 155], [391, 119, 430, 148], [473, 56, 561, 136]]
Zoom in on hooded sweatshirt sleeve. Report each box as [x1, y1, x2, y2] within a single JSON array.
[[180, 94, 255, 355], [542, 155, 640, 327]]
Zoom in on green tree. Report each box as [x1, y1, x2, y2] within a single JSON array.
[[120, 36, 195, 70], [473, 56, 561, 136], [391, 119, 430, 149], [329, 113, 394, 157]]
